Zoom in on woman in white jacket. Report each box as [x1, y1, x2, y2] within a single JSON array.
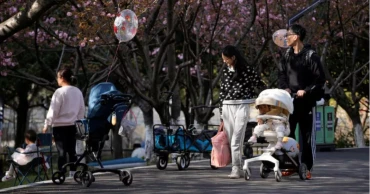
[[42, 68, 85, 176]]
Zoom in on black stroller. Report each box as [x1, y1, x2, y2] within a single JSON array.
[[51, 82, 133, 187]]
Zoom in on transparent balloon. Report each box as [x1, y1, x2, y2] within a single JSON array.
[[113, 9, 138, 43], [272, 29, 288, 48]]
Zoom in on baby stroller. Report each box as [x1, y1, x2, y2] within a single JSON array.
[[242, 89, 308, 182], [153, 92, 188, 170], [51, 82, 133, 187]]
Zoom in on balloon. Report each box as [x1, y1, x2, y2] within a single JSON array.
[[272, 29, 289, 48], [113, 9, 138, 43]]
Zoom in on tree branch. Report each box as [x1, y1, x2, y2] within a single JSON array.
[[168, 60, 194, 92], [0, 0, 69, 43], [151, 19, 180, 98], [34, 22, 56, 76], [145, 0, 164, 35], [8, 71, 55, 91], [235, 0, 257, 47]]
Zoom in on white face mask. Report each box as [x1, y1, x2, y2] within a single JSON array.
[[228, 66, 235, 72]]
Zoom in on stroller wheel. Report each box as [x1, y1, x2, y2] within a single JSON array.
[[184, 154, 190, 168], [259, 163, 270, 179], [176, 156, 186, 170], [121, 170, 133, 186], [156, 156, 168, 170], [74, 170, 82, 184], [244, 169, 251, 181], [52, 171, 65, 185], [299, 163, 307, 180], [81, 171, 93, 187], [275, 171, 282, 182]]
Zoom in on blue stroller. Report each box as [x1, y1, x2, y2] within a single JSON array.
[[51, 82, 133, 187], [153, 93, 218, 170]]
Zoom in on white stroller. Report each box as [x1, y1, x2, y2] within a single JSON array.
[[242, 89, 308, 182]]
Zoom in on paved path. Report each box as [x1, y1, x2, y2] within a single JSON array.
[[2, 148, 369, 194]]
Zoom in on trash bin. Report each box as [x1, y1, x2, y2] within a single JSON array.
[[294, 105, 336, 151]]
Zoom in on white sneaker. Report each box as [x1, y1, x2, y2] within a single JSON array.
[[2, 172, 15, 182], [228, 166, 241, 179]]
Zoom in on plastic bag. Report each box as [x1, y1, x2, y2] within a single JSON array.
[[211, 122, 231, 167], [118, 110, 137, 137]]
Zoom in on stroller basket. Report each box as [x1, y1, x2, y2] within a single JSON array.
[[154, 124, 186, 153]]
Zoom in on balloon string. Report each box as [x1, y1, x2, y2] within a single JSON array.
[[106, 44, 120, 82]]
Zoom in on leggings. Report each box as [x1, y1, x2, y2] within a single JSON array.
[[53, 125, 77, 171]]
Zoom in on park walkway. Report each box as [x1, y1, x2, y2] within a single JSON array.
[[1, 148, 369, 194]]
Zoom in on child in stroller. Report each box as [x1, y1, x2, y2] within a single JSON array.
[[247, 93, 291, 149], [51, 82, 133, 187], [243, 89, 308, 182]]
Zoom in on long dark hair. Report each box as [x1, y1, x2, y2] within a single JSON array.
[[222, 45, 248, 80], [58, 68, 77, 85]]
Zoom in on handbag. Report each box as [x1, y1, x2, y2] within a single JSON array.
[[118, 110, 137, 137], [211, 122, 231, 167]]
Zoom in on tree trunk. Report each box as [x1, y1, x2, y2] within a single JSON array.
[[351, 114, 366, 148], [15, 91, 29, 147], [143, 108, 154, 161], [167, 0, 181, 124], [112, 124, 123, 159]]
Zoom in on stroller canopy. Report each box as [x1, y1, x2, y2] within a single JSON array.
[[87, 82, 128, 119], [88, 82, 118, 111], [86, 82, 132, 139], [255, 89, 294, 114]]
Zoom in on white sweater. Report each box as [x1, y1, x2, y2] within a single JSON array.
[[44, 86, 85, 128]]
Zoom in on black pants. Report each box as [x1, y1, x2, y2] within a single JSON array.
[[53, 125, 77, 171], [288, 98, 316, 171]]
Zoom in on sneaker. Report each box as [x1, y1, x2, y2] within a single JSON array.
[[228, 166, 241, 179], [306, 171, 312, 179], [247, 136, 257, 144], [1, 172, 15, 182]]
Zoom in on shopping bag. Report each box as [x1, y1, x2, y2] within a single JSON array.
[[118, 110, 137, 137], [211, 122, 231, 167]]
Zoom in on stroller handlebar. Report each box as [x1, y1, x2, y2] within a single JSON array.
[[191, 105, 218, 110], [112, 94, 132, 101], [257, 115, 287, 122], [101, 93, 132, 102]]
